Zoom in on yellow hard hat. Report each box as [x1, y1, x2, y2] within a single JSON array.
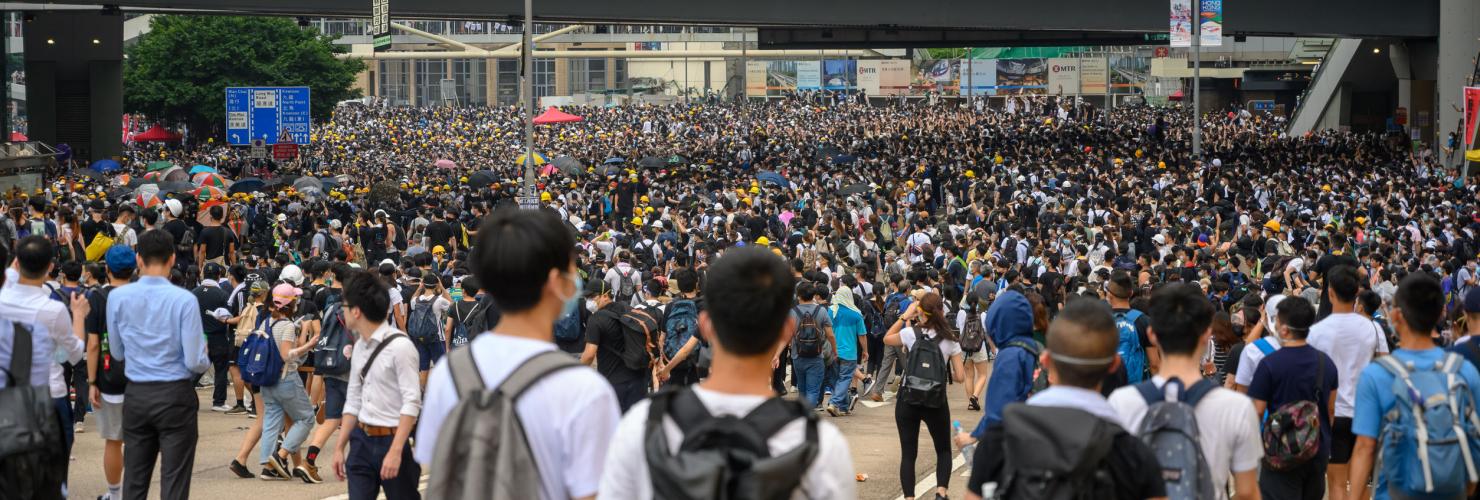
[[964, 170, 976, 179], [906, 180, 915, 188], [1321, 184, 1332, 192], [1264, 219, 1282, 232], [640, 195, 650, 203], [540, 192, 552, 202], [432, 245, 446, 254], [756, 236, 771, 246], [1134, 149, 1143, 158], [631, 217, 643, 226], [749, 186, 760, 194], [1157, 161, 1166, 169]]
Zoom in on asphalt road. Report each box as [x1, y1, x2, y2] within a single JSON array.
[[66, 364, 992, 500]]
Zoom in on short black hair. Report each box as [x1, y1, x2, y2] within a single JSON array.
[[1356, 289, 1382, 317], [14, 236, 52, 280], [470, 207, 575, 313], [1327, 265, 1360, 303], [341, 270, 390, 324], [460, 276, 481, 295], [1393, 273, 1444, 335], [1275, 296, 1316, 340], [703, 248, 795, 356], [674, 268, 699, 294], [1046, 297, 1118, 389], [59, 260, 83, 282], [135, 229, 175, 266], [1147, 283, 1215, 355]]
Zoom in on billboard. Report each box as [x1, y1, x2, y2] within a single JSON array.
[[1110, 55, 1148, 94], [1047, 58, 1080, 95], [1170, 0, 1194, 47], [796, 61, 822, 90], [1466, 87, 1480, 147], [1200, 0, 1223, 46], [914, 60, 957, 95], [745, 61, 768, 97], [225, 86, 311, 146], [878, 60, 912, 96], [1080, 58, 1109, 94], [823, 60, 857, 91], [857, 60, 882, 96], [995, 58, 1047, 95], [961, 59, 996, 96], [768, 61, 797, 95]]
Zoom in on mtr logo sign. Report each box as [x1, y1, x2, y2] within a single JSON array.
[[1051, 64, 1077, 73]]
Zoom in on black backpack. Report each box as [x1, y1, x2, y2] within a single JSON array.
[[0, 322, 66, 500], [313, 298, 353, 377], [617, 305, 661, 372], [996, 404, 1121, 500], [644, 388, 819, 500], [792, 307, 825, 358], [960, 301, 987, 353], [90, 287, 128, 395], [899, 332, 948, 408]]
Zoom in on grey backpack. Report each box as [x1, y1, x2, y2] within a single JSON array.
[[426, 347, 580, 500], [644, 388, 818, 499], [1133, 378, 1218, 500]]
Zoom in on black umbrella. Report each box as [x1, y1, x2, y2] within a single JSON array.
[[157, 181, 195, 194], [69, 168, 104, 181], [638, 156, 665, 169], [263, 178, 286, 188], [468, 170, 497, 186], [552, 156, 582, 175], [126, 178, 149, 188], [319, 176, 340, 188], [108, 188, 131, 199], [292, 177, 324, 192], [840, 183, 872, 196], [230, 177, 265, 194]]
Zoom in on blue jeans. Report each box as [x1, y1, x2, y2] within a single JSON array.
[[830, 359, 858, 409], [348, 427, 421, 500], [793, 356, 826, 408], [260, 374, 315, 465]]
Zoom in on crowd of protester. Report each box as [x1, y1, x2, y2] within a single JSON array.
[[0, 93, 1476, 500]]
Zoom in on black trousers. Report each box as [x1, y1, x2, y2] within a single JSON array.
[[1259, 455, 1327, 500], [122, 380, 198, 500], [208, 347, 232, 406], [896, 402, 953, 498], [610, 377, 649, 413]]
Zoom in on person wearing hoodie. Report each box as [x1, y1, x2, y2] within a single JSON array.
[[963, 287, 1040, 441]]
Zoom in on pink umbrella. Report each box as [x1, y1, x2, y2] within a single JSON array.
[[532, 107, 584, 125], [539, 165, 558, 176], [434, 159, 458, 169]]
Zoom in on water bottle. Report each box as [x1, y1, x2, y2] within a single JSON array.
[[953, 420, 976, 467]]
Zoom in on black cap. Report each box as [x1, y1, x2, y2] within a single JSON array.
[[584, 278, 610, 297]]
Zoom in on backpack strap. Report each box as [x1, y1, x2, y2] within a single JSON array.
[[494, 350, 581, 401], [1254, 338, 1276, 356], [1003, 339, 1042, 358], [1180, 378, 1219, 407], [360, 333, 407, 380], [1134, 379, 1164, 405], [447, 342, 485, 396], [4, 322, 34, 387]]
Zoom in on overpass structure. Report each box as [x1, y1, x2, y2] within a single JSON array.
[[2, 0, 1475, 163]]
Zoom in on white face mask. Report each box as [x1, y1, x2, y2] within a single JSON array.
[[585, 299, 598, 313]]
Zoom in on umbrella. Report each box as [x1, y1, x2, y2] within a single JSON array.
[[514, 152, 547, 166], [69, 168, 104, 181], [531, 107, 584, 124], [319, 176, 340, 188], [157, 181, 196, 194], [192, 172, 230, 189], [604, 157, 626, 165], [263, 178, 286, 188], [108, 188, 131, 199], [146, 161, 172, 172], [468, 170, 497, 186], [230, 177, 265, 194], [831, 154, 858, 165], [188, 165, 217, 175], [134, 184, 160, 198], [667, 154, 687, 165], [292, 177, 324, 192], [125, 177, 148, 188], [90, 159, 121, 173], [191, 186, 226, 202], [141, 172, 163, 182], [757, 171, 790, 189], [638, 156, 665, 169], [840, 183, 872, 196], [135, 191, 162, 209], [160, 166, 189, 182], [552, 156, 582, 172], [434, 159, 458, 169], [539, 165, 558, 176], [603, 164, 624, 177]]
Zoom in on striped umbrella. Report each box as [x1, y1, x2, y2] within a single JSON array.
[[192, 185, 226, 202], [141, 171, 163, 182], [146, 161, 173, 172], [135, 191, 162, 209], [514, 151, 547, 166], [192, 172, 230, 189]]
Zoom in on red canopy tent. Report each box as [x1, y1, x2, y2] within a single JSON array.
[[532, 107, 583, 125], [9, 131, 26, 141], [1168, 89, 1186, 101], [131, 124, 183, 142]]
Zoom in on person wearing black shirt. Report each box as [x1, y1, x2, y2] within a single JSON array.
[[579, 279, 646, 411], [192, 263, 233, 410], [424, 213, 455, 255], [1313, 233, 1360, 320]]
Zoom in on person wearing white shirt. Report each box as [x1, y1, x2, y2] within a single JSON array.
[[332, 270, 422, 499], [1306, 266, 1388, 500], [599, 247, 854, 499]]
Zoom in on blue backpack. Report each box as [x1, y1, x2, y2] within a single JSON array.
[[554, 307, 583, 343], [1374, 353, 1480, 498], [662, 299, 700, 365], [1115, 310, 1148, 383], [238, 317, 284, 387], [407, 298, 441, 343], [313, 301, 353, 377]]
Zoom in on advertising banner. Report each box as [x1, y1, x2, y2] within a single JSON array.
[[768, 61, 797, 95], [1200, 0, 1223, 46], [995, 58, 1047, 95], [1170, 0, 1193, 47], [1080, 58, 1109, 94], [1109, 55, 1148, 94], [745, 61, 768, 97], [960, 59, 996, 96], [857, 60, 881, 96], [796, 61, 822, 90], [1466, 87, 1480, 147], [878, 60, 912, 96], [823, 60, 857, 91], [1047, 58, 1080, 95], [913, 59, 957, 95]]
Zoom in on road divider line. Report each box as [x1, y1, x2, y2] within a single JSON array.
[[893, 453, 966, 500]]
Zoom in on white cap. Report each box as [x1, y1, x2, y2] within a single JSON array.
[[276, 213, 287, 222], [379, 258, 396, 267], [279, 264, 305, 286], [1264, 295, 1287, 333], [164, 199, 183, 217], [329, 219, 342, 229]]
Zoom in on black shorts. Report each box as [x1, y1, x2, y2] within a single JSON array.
[[228, 345, 241, 366], [1330, 416, 1355, 464]]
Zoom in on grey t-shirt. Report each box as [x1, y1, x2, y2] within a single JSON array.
[[790, 303, 833, 357], [271, 319, 304, 373]]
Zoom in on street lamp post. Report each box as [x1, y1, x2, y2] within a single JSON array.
[[519, 0, 537, 209], [1192, 1, 1202, 158]]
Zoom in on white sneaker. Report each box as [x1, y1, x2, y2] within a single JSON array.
[[211, 405, 233, 412], [74, 422, 84, 434]]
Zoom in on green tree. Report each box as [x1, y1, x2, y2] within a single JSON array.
[[124, 15, 365, 139]]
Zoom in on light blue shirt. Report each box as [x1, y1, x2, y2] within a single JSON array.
[[830, 306, 866, 361], [0, 319, 53, 391], [1353, 347, 1480, 500], [107, 276, 210, 382]]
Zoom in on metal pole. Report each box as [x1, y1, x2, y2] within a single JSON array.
[[520, 0, 536, 208], [967, 50, 974, 106], [1192, 1, 1202, 158]]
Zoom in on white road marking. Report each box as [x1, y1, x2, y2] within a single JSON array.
[[893, 454, 966, 500]]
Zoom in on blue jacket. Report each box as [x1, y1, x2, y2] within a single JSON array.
[[973, 290, 1037, 437]]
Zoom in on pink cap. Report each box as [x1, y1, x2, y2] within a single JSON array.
[[271, 283, 302, 308]]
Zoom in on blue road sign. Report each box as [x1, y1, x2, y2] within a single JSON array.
[[225, 87, 311, 146]]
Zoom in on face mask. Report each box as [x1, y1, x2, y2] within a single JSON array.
[[585, 299, 598, 313], [558, 273, 583, 319]]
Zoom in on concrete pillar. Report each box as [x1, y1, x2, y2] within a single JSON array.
[[1437, 0, 1480, 163], [485, 57, 495, 105], [1390, 41, 1414, 137]]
